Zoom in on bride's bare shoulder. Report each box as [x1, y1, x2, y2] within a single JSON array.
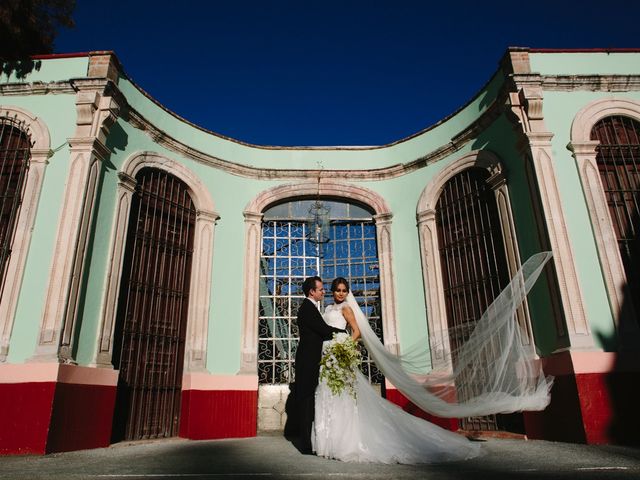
[[341, 304, 353, 315]]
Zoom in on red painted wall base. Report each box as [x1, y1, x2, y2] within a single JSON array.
[[7, 368, 636, 453], [0, 381, 116, 455], [47, 383, 117, 453], [385, 388, 459, 431], [0, 382, 56, 455], [180, 390, 257, 439], [524, 371, 640, 445]]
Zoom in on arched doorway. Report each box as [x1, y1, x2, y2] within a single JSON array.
[[435, 167, 516, 433], [111, 167, 196, 441], [257, 198, 384, 430]]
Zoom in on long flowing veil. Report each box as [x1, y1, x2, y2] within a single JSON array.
[[346, 251, 554, 418]]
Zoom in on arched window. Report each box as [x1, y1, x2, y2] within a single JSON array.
[[592, 115, 640, 321], [435, 167, 510, 432], [0, 117, 31, 299], [111, 168, 196, 442], [259, 199, 383, 385]]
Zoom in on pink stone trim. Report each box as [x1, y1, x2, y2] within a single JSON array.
[[122, 152, 216, 213], [245, 180, 391, 216], [0, 363, 59, 383], [182, 373, 258, 391], [57, 364, 118, 386], [542, 350, 640, 376], [571, 98, 640, 142], [0, 363, 118, 386]]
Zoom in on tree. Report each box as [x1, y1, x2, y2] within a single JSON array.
[[0, 0, 75, 78]]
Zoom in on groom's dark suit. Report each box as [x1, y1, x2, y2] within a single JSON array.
[[292, 297, 344, 452]]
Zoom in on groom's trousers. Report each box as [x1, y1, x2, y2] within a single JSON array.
[[298, 394, 315, 453]]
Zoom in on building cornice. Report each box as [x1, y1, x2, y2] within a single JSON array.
[[3, 72, 640, 179]]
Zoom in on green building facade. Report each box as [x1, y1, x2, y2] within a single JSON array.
[[1, 48, 639, 454]]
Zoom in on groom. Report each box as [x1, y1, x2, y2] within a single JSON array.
[[291, 276, 345, 453]]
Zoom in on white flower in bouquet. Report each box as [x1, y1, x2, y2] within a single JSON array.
[[319, 333, 362, 399]]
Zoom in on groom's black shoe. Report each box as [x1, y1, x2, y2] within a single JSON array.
[[298, 442, 315, 455], [288, 436, 314, 455]]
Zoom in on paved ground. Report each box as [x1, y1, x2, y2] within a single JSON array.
[[1, 434, 640, 479]]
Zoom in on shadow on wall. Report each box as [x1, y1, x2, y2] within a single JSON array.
[[598, 194, 640, 445]]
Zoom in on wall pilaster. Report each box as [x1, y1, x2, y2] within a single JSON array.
[[31, 90, 119, 363], [373, 213, 399, 355], [239, 211, 263, 374], [185, 209, 219, 372], [508, 82, 594, 350], [416, 209, 449, 368]]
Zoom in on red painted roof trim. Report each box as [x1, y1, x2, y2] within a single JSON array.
[[529, 48, 640, 53], [31, 52, 91, 60]]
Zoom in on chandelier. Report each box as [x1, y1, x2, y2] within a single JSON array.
[[307, 175, 331, 244]]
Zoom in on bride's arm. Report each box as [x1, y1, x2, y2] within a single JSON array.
[[341, 306, 360, 341]]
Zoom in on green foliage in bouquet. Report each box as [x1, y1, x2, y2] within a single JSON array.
[[319, 333, 362, 399]]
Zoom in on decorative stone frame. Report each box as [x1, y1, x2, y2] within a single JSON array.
[[93, 152, 219, 372], [416, 150, 530, 369], [568, 98, 640, 345], [0, 106, 51, 362], [240, 181, 398, 373]]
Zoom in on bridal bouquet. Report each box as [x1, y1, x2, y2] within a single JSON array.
[[319, 333, 362, 399]]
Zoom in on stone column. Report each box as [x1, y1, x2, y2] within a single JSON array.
[[416, 209, 450, 368], [93, 172, 136, 368], [32, 89, 119, 362], [488, 167, 534, 346], [239, 211, 263, 373], [374, 213, 399, 355], [184, 209, 219, 372]]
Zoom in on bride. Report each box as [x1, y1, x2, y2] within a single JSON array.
[[312, 277, 481, 464], [308, 252, 552, 463]]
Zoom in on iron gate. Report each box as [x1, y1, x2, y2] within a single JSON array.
[[435, 168, 511, 432], [111, 168, 196, 441]]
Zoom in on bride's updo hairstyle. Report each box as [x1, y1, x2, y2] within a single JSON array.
[[330, 277, 350, 293]]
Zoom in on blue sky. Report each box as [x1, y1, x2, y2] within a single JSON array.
[[55, 1, 640, 147]]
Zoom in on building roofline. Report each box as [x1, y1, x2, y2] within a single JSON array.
[[31, 52, 91, 60], [28, 47, 640, 149], [528, 48, 640, 53]]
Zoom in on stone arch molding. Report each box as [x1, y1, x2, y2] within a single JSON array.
[[95, 151, 219, 372], [416, 149, 530, 369], [571, 98, 640, 142], [569, 98, 640, 345], [0, 105, 51, 361], [240, 180, 398, 374]]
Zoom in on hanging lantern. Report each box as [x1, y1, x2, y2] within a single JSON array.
[[307, 199, 331, 244], [307, 176, 331, 244]]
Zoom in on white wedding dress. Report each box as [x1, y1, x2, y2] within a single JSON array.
[[312, 302, 481, 464]]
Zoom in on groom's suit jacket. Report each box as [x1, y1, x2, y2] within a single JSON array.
[[294, 298, 344, 399]]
